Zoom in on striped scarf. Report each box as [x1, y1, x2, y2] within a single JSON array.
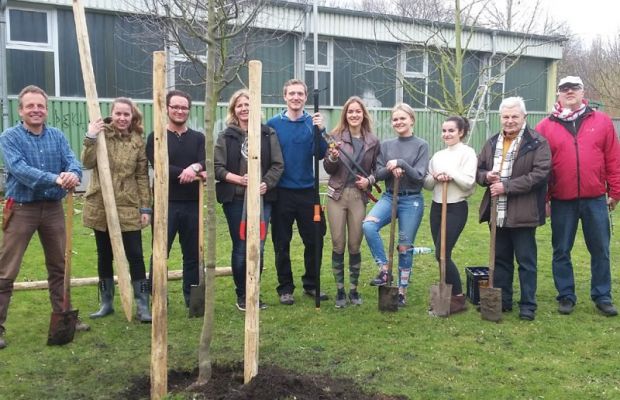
[[493, 124, 525, 227], [551, 100, 587, 122]]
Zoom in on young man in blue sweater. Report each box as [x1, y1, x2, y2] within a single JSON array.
[[267, 79, 329, 305]]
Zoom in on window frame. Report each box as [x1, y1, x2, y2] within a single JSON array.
[[6, 6, 60, 96], [398, 47, 428, 107], [302, 37, 333, 106]]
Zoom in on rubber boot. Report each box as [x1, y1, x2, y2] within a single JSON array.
[[133, 279, 152, 323], [90, 278, 115, 319]]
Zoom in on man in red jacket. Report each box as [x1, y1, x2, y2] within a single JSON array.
[[536, 76, 620, 317]]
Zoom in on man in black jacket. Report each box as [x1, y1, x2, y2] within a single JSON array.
[[146, 90, 206, 307]]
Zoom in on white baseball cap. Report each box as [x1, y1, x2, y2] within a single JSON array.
[[558, 76, 583, 89]]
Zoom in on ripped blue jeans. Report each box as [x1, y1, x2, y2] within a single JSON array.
[[362, 192, 424, 288]]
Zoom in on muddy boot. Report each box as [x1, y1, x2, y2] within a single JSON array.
[[450, 294, 468, 315], [90, 278, 115, 319], [133, 280, 152, 323], [75, 318, 91, 332]]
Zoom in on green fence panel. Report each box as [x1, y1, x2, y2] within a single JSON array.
[[0, 98, 552, 169]]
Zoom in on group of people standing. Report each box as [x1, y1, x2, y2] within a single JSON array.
[[0, 74, 617, 349], [215, 76, 619, 323]]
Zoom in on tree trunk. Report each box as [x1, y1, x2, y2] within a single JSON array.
[[196, 0, 219, 385]]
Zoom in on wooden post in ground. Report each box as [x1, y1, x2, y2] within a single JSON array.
[[72, 0, 133, 321], [151, 51, 168, 400], [244, 60, 262, 384]]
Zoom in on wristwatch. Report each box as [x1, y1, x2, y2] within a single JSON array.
[[191, 164, 201, 173]]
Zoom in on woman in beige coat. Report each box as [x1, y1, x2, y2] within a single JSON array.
[[82, 97, 152, 322]]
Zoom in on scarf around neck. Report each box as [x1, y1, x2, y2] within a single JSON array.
[[493, 123, 526, 227], [551, 99, 587, 122]]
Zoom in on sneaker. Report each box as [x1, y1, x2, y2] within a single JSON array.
[[236, 297, 246, 311], [303, 289, 329, 301], [75, 319, 91, 332], [348, 290, 363, 306], [237, 297, 266, 311], [370, 270, 388, 287], [398, 293, 406, 308], [596, 303, 618, 317], [519, 308, 535, 321], [558, 298, 575, 315], [335, 289, 347, 309], [279, 293, 295, 305]]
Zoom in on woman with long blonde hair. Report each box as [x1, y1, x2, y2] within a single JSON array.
[[214, 89, 284, 311]]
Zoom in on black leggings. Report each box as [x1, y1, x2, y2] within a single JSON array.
[[430, 201, 468, 295], [94, 229, 147, 280]]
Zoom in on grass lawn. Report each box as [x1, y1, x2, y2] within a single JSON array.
[[0, 189, 618, 399]]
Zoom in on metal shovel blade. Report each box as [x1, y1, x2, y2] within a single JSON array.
[[479, 287, 502, 322], [378, 286, 399, 312], [188, 283, 205, 318], [429, 282, 452, 317], [47, 309, 78, 346]]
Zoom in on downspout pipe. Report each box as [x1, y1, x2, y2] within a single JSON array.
[[0, 0, 9, 131]]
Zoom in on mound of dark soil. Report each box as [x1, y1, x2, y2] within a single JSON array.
[[124, 363, 408, 400]]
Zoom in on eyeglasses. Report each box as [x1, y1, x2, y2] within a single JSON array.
[[558, 85, 583, 93], [168, 105, 190, 111]]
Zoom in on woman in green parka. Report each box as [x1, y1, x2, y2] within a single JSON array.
[[82, 97, 152, 322]]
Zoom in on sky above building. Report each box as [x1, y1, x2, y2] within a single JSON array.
[[549, 0, 619, 43]]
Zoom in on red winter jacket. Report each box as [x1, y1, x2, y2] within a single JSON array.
[[535, 108, 620, 201]]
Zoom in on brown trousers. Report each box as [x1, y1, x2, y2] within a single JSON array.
[[0, 201, 66, 331], [326, 187, 367, 255]]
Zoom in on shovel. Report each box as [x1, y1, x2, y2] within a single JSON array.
[[47, 191, 79, 345], [188, 179, 206, 318], [429, 181, 453, 317], [378, 176, 400, 312], [479, 195, 502, 322]]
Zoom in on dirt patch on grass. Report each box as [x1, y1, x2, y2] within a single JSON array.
[[124, 363, 408, 400]]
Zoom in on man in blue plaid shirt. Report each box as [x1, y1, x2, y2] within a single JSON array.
[[0, 85, 88, 349]]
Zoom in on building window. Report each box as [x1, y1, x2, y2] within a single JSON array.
[[304, 39, 332, 106], [487, 56, 506, 111], [6, 8, 57, 95], [400, 48, 427, 108], [8, 9, 51, 45]]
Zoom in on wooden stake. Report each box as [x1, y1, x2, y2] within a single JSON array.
[[151, 51, 168, 400], [72, 0, 133, 321], [14, 268, 232, 291], [244, 60, 262, 384]]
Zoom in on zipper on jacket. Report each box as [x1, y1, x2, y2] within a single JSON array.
[[572, 120, 581, 199]]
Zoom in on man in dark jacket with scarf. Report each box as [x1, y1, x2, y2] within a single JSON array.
[[477, 96, 551, 321], [536, 76, 620, 317]]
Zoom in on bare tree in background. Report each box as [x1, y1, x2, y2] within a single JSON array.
[[136, 0, 266, 385], [480, 0, 564, 35], [560, 36, 620, 117], [390, 0, 558, 116]]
